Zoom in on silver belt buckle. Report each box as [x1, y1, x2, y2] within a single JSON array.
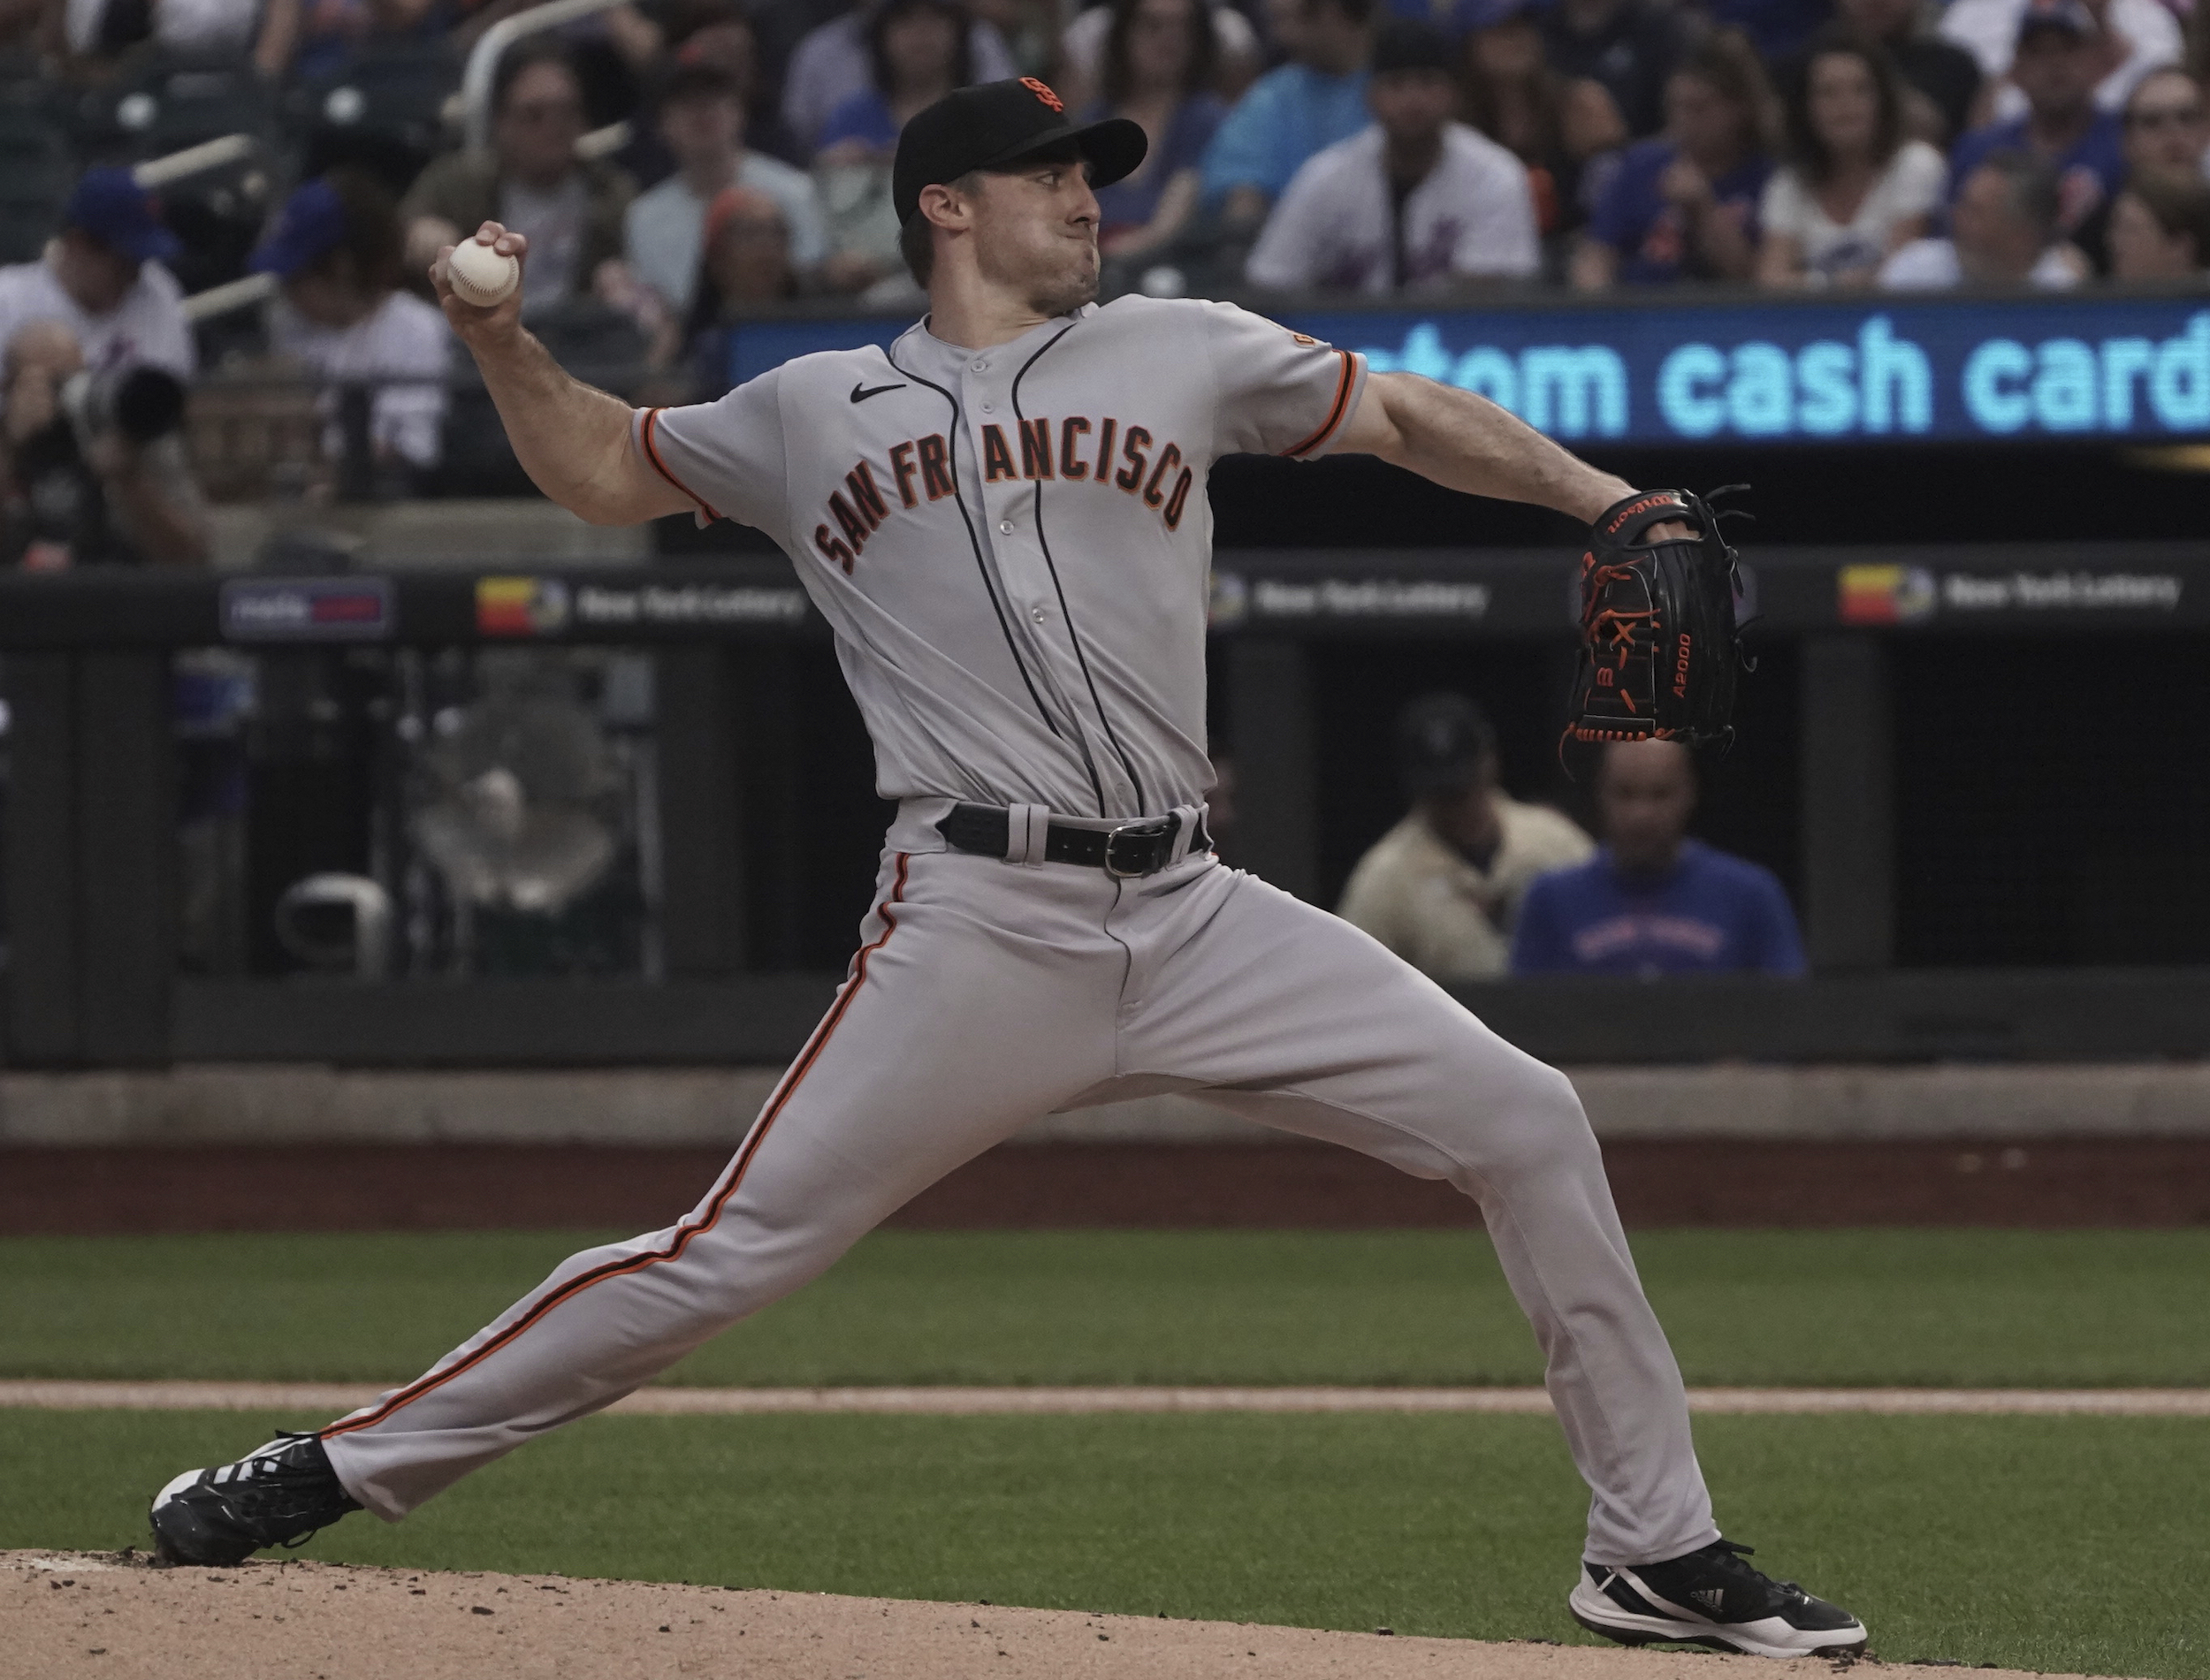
[[1102, 817, 1175, 878]]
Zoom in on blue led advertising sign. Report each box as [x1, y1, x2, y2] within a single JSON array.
[[728, 295, 2210, 447]]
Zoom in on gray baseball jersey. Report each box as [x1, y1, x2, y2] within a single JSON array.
[[316, 298, 1721, 1577], [634, 296, 1366, 818]]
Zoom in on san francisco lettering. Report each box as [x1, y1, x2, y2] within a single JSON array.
[[812, 419, 1196, 574]]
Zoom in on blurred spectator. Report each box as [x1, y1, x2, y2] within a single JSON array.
[[1060, 0, 1259, 113], [625, 63, 827, 316], [1200, 0, 1376, 232], [1574, 31, 1772, 286], [1511, 741, 1806, 977], [972, 0, 1076, 82], [250, 172, 451, 487], [63, 0, 299, 73], [818, 0, 978, 153], [1535, 0, 1687, 141], [1878, 149, 2083, 285], [813, 0, 978, 293], [2107, 169, 2210, 277], [2120, 66, 2210, 179], [290, 0, 443, 83], [1949, 0, 2127, 236], [0, 170, 194, 389], [400, 42, 636, 314], [783, 0, 1017, 153], [1337, 693, 1594, 984], [1835, 0, 1985, 146], [1082, 0, 1229, 259], [1943, 0, 2182, 124], [1697, 0, 1832, 64], [1246, 19, 1536, 288], [3, 321, 208, 568], [1756, 29, 1945, 286], [620, 1, 810, 176], [2073, 68, 2210, 270], [1460, 0, 1625, 243], [676, 183, 800, 384]]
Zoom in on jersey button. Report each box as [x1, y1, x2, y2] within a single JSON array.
[[979, 401, 994, 413], [998, 520, 1014, 534], [971, 361, 988, 373], [1031, 605, 1048, 622]]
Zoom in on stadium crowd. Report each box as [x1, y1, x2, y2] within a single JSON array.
[[2, 0, 2209, 551]]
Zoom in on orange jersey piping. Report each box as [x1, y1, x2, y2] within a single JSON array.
[[640, 407, 721, 521], [322, 854, 912, 1441], [1281, 350, 1356, 460]]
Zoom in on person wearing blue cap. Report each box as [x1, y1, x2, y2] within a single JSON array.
[[0, 167, 196, 400], [1947, 0, 2128, 236], [248, 171, 452, 480]]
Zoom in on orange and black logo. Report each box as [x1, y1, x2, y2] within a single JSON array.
[[1020, 77, 1063, 112]]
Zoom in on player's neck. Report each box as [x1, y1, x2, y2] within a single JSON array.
[[924, 276, 1078, 351]]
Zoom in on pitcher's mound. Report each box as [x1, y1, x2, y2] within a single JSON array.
[[4, 1549, 2078, 1680]]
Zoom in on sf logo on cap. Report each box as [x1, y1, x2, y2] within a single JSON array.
[[1020, 76, 1063, 112]]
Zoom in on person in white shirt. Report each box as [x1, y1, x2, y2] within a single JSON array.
[[0, 168, 195, 397], [1941, 0, 2180, 122], [624, 61, 830, 315], [1245, 18, 1539, 293], [1757, 27, 1947, 287], [249, 172, 452, 479], [1337, 692, 1595, 984], [1879, 149, 2084, 287]]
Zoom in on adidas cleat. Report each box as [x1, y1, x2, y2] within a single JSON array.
[[149, 1431, 362, 1566], [1569, 1538, 1868, 1658]]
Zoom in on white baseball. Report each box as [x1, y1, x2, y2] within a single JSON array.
[[447, 237, 521, 307]]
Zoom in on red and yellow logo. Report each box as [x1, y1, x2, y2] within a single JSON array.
[[476, 575, 570, 636], [1020, 76, 1063, 112], [1837, 564, 1936, 625]]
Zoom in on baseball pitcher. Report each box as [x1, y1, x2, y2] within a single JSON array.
[[150, 77, 1863, 1659]]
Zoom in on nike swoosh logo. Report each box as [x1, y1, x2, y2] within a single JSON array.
[[850, 382, 907, 403]]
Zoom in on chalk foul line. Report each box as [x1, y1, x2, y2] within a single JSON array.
[[0, 1381, 2205, 1416]]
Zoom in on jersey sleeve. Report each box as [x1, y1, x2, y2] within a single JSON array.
[[632, 367, 789, 537], [1196, 300, 1367, 461]]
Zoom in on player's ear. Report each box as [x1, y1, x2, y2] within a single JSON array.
[[918, 180, 973, 233]]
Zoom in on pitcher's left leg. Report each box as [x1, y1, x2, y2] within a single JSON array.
[[1116, 863, 1711, 1567]]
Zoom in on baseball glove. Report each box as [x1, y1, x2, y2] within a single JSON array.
[[1563, 487, 1746, 750]]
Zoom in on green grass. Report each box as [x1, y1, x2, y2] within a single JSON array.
[[4, 1228, 2208, 1387], [2, 1407, 2201, 1678]]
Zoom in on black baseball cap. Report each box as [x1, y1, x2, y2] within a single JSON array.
[[1396, 692, 1499, 796], [893, 77, 1147, 227]]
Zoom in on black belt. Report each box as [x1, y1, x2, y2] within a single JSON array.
[[936, 803, 1210, 878]]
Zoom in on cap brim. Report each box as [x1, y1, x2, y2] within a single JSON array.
[[976, 114, 1148, 194]]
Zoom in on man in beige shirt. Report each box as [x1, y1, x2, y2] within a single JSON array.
[[1337, 692, 1594, 982]]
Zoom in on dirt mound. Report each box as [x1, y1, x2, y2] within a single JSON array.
[[4, 1550, 2090, 1680]]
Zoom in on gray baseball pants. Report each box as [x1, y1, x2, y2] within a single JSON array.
[[321, 818, 1719, 1567]]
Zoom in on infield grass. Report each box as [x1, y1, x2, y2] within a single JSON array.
[[2, 1407, 2200, 1678], [4, 1228, 2207, 1387]]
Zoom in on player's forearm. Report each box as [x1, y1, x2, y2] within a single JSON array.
[[1362, 372, 1632, 524], [469, 327, 661, 525]]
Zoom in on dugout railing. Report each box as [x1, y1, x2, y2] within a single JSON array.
[[3, 542, 2207, 1069]]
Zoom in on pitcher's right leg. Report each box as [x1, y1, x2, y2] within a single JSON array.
[[303, 851, 1121, 1521]]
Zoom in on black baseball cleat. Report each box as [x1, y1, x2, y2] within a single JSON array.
[[148, 1432, 363, 1566], [1569, 1538, 1869, 1658]]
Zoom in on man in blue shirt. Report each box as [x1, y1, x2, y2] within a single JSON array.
[[1947, 0, 2126, 236], [1512, 740, 1806, 976], [1200, 0, 1376, 231]]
